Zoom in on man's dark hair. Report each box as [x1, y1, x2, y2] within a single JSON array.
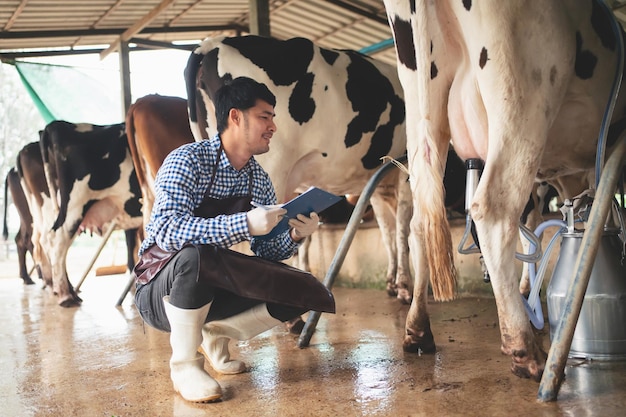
[[214, 76, 276, 134]]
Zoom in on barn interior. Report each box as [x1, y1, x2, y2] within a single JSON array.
[[2, 1, 626, 416]]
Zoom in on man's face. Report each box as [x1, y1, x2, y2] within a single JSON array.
[[239, 99, 276, 155]]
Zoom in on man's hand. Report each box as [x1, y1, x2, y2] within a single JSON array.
[[247, 206, 287, 236], [289, 212, 320, 241]]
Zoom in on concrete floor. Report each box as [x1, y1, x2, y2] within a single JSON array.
[[2, 269, 626, 416], [2, 225, 626, 417]]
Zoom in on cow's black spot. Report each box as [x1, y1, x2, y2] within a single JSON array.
[[223, 36, 314, 86], [430, 61, 438, 79], [462, 0, 472, 11], [126, 170, 143, 218], [410, 0, 416, 13], [320, 48, 340, 66], [590, 0, 616, 51], [479, 47, 488, 69], [391, 16, 417, 71], [289, 72, 316, 124], [575, 31, 597, 79], [344, 51, 405, 170], [550, 65, 557, 86]]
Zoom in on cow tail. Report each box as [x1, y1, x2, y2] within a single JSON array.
[[412, 3, 456, 302], [125, 105, 146, 188], [39, 126, 60, 213], [184, 50, 205, 141], [3, 170, 9, 241]]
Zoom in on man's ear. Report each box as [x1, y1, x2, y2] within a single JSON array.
[[229, 108, 240, 126]]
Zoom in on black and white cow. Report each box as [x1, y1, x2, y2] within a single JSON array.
[[383, 0, 626, 380], [38, 121, 143, 306], [184, 35, 416, 303], [3, 166, 36, 285]]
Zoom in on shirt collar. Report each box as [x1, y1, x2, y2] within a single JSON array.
[[212, 134, 255, 174]]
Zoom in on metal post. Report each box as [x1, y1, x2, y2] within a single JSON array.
[[538, 135, 626, 401], [74, 221, 117, 291], [116, 274, 135, 307], [298, 155, 407, 348]]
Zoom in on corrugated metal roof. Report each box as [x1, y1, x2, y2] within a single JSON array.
[[0, 0, 397, 65], [3, 1, 626, 67]]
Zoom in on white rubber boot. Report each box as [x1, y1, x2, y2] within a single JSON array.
[[163, 296, 222, 403], [200, 303, 282, 374]]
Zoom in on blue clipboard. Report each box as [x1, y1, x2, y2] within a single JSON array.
[[256, 186, 342, 240]]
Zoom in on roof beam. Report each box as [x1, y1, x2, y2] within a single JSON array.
[[3, 0, 28, 31], [128, 37, 196, 51], [0, 43, 194, 60], [100, 0, 176, 60], [324, 0, 388, 26], [0, 25, 246, 40]]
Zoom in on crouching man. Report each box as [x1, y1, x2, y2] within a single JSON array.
[[133, 76, 334, 403]]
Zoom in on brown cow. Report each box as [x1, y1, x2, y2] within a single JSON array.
[[15, 142, 54, 289], [126, 94, 194, 231]]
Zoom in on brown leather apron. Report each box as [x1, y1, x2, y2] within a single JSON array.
[[133, 145, 335, 313]]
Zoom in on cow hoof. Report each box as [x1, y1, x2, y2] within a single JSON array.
[[402, 333, 436, 354], [58, 297, 82, 308], [396, 286, 412, 305], [285, 316, 305, 334], [386, 283, 398, 297], [22, 277, 36, 285], [511, 361, 544, 382], [510, 350, 547, 382]]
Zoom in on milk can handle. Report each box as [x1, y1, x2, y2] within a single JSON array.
[[614, 198, 626, 262]]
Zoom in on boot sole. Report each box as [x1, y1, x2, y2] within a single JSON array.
[[177, 390, 222, 403]]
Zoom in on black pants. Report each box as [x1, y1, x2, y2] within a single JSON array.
[[134, 246, 305, 332]]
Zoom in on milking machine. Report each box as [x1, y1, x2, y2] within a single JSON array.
[[458, 152, 626, 358]]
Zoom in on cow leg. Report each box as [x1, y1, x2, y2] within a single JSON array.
[[47, 228, 82, 307], [31, 226, 52, 288], [403, 227, 435, 353], [124, 228, 139, 272], [394, 170, 413, 304], [370, 173, 399, 298], [472, 164, 547, 380], [15, 229, 35, 285]]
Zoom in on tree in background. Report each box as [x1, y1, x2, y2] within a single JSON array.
[[0, 62, 45, 170], [0, 62, 45, 230]]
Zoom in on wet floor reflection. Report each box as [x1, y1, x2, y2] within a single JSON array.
[[349, 330, 393, 415], [3, 271, 626, 417], [249, 342, 280, 395]]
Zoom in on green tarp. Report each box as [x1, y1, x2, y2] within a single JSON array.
[[13, 60, 122, 125]]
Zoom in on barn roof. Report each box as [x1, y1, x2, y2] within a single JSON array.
[[0, 0, 399, 66], [3, 1, 626, 67]]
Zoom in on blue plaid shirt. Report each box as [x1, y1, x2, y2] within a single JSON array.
[[138, 135, 300, 261]]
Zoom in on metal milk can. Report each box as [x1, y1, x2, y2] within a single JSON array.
[[546, 227, 626, 360]]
